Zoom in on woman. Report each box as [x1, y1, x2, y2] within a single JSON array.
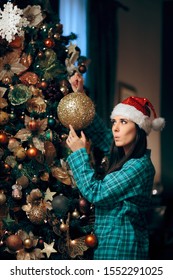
[[66, 73, 165, 260]]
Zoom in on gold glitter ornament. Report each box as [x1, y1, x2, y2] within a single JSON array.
[[28, 204, 47, 225], [57, 92, 95, 130], [0, 111, 9, 125]]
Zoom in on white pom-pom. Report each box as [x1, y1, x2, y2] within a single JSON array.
[[152, 117, 165, 131]]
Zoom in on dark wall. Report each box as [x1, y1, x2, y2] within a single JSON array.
[[161, 1, 173, 198]]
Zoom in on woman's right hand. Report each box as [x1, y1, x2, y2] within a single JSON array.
[[66, 125, 87, 152], [69, 72, 84, 93]]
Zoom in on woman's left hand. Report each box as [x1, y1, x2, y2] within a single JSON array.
[[69, 72, 84, 93], [66, 125, 87, 152]]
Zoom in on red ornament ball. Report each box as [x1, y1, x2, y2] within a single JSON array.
[[28, 119, 38, 131], [6, 234, 23, 251], [85, 233, 97, 248], [9, 36, 22, 48], [79, 197, 90, 214], [44, 38, 55, 48], [38, 238, 44, 249], [78, 63, 87, 74]]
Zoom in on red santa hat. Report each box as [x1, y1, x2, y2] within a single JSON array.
[[110, 96, 165, 135]]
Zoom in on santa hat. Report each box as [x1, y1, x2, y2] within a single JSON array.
[[110, 96, 165, 135]]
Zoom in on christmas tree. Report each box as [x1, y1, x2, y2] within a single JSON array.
[[0, 0, 97, 260]]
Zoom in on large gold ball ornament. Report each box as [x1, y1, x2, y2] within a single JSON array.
[[57, 92, 95, 130]]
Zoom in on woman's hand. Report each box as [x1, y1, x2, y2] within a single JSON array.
[[69, 72, 84, 93], [66, 125, 87, 152]]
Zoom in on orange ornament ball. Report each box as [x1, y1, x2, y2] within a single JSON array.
[[37, 81, 48, 89], [85, 234, 97, 248], [6, 234, 23, 251], [4, 162, 11, 172], [0, 132, 8, 144], [37, 51, 44, 59], [27, 147, 38, 158]]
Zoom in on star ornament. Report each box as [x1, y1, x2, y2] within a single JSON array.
[[44, 188, 56, 202], [2, 214, 15, 227], [41, 241, 57, 258]]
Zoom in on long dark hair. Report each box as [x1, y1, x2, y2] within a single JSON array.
[[106, 124, 147, 174]]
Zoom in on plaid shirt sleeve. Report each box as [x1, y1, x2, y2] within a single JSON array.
[[67, 148, 155, 208], [84, 114, 113, 156]]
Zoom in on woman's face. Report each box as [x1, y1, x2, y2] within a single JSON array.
[[111, 115, 137, 154]]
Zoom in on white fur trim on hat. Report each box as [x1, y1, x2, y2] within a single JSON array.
[[152, 117, 165, 131], [111, 103, 152, 134]]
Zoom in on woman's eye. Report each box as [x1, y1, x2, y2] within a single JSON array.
[[121, 119, 127, 124], [111, 120, 116, 125]]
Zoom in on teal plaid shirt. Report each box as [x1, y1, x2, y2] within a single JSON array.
[[67, 115, 155, 260]]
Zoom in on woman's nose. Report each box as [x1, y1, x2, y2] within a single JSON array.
[[113, 123, 119, 131]]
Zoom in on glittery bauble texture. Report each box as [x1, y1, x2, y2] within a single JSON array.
[[28, 205, 47, 225], [57, 92, 95, 130]]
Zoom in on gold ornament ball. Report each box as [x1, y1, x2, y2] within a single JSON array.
[[72, 209, 80, 219], [23, 238, 33, 249], [14, 147, 26, 161], [57, 92, 95, 130], [60, 221, 68, 232], [0, 192, 6, 205]]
